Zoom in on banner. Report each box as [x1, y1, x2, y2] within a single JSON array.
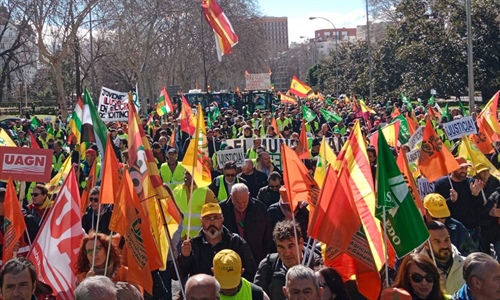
[[216, 148, 245, 169], [417, 177, 435, 200], [0, 147, 52, 182], [98, 87, 140, 122], [443, 116, 477, 140], [245, 73, 271, 90], [407, 126, 424, 150]]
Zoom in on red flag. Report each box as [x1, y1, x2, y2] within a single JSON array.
[[405, 114, 418, 135], [109, 170, 163, 294], [28, 168, 84, 300], [202, 0, 239, 60], [179, 96, 196, 135], [3, 177, 27, 262], [418, 117, 460, 182], [280, 144, 319, 213], [368, 121, 400, 153], [469, 128, 494, 155], [99, 133, 119, 204], [28, 131, 40, 149], [289, 75, 312, 98], [296, 121, 310, 159]]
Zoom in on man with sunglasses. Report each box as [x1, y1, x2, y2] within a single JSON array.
[[81, 186, 113, 235], [26, 184, 52, 226], [420, 221, 465, 295], [209, 161, 247, 202], [178, 203, 257, 282], [257, 172, 283, 208]]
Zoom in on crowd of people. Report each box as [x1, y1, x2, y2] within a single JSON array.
[[0, 93, 500, 300]]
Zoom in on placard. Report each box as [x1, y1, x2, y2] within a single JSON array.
[[216, 148, 245, 169], [443, 116, 477, 140], [408, 126, 424, 150], [0, 147, 53, 182], [417, 177, 435, 200], [97, 87, 140, 122], [245, 73, 271, 90]]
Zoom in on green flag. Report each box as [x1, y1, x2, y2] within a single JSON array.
[[319, 108, 342, 123], [458, 101, 468, 116], [442, 103, 451, 122], [302, 105, 317, 122], [376, 128, 429, 257], [82, 88, 108, 175], [401, 93, 413, 111], [326, 97, 333, 106], [30, 117, 40, 131], [428, 95, 435, 106], [392, 115, 411, 144]]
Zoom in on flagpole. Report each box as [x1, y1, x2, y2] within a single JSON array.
[[104, 231, 114, 276], [306, 238, 317, 267], [301, 236, 312, 265], [382, 206, 390, 288], [428, 239, 437, 266], [155, 194, 186, 299], [291, 210, 302, 266], [91, 203, 102, 271], [200, 7, 208, 93]]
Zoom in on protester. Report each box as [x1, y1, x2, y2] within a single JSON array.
[[209, 161, 247, 201], [237, 159, 268, 198], [0, 257, 37, 300], [315, 267, 350, 300], [283, 265, 323, 300], [185, 274, 221, 300], [392, 253, 447, 300], [257, 171, 282, 208], [81, 186, 113, 235], [160, 147, 186, 189], [255, 152, 281, 177], [220, 183, 273, 264], [26, 184, 52, 226], [454, 252, 500, 299], [74, 275, 117, 300]]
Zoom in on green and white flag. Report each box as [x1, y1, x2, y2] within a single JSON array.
[[302, 105, 317, 122], [320, 108, 342, 123], [392, 115, 411, 144], [401, 93, 413, 111], [376, 127, 429, 257], [82, 88, 108, 177]]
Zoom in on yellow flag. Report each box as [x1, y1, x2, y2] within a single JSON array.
[[0, 128, 16, 147], [314, 137, 337, 188], [46, 154, 72, 194], [458, 136, 500, 179]]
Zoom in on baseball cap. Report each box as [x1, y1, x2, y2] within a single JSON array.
[[201, 203, 222, 217], [423, 193, 450, 218], [455, 157, 471, 168], [475, 163, 489, 174], [212, 249, 242, 289]]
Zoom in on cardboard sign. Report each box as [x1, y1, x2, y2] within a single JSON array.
[[97, 87, 140, 122], [0, 147, 53, 182], [408, 126, 424, 150], [216, 148, 245, 169], [245, 73, 271, 90], [443, 116, 477, 140], [417, 177, 435, 200]]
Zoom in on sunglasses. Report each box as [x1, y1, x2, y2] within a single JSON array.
[[410, 273, 437, 283], [89, 197, 99, 203], [86, 245, 103, 256], [269, 185, 281, 189], [31, 193, 41, 197]]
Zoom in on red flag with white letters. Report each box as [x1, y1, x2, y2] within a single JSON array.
[[28, 168, 83, 300]]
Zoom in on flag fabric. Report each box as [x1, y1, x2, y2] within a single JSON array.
[[320, 108, 342, 123], [68, 97, 83, 146], [80, 160, 97, 215], [401, 93, 413, 111], [279, 92, 297, 105], [156, 87, 174, 116], [0, 128, 16, 147], [314, 137, 337, 188], [3, 177, 27, 262], [376, 128, 429, 257], [270, 117, 279, 134], [290, 75, 312, 98], [30, 117, 40, 131], [181, 104, 212, 188], [128, 96, 183, 265], [179, 96, 196, 135], [302, 105, 317, 122], [418, 117, 460, 182], [428, 95, 435, 106], [405, 114, 418, 135], [441, 103, 451, 121], [334, 121, 386, 272], [46, 154, 72, 194], [109, 170, 162, 294], [359, 100, 376, 114], [28, 131, 40, 149], [296, 121, 310, 159], [281, 144, 319, 213], [368, 121, 400, 153], [201, 0, 239, 61], [469, 128, 494, 155], [28, 168, 84, 300], [99, 133, 120, 205], [82, 88, 108, 168], [390, 106, 401, 118], [392, 115, 411, 144], [459, 136, 500, 179], [458, 100, 468, 116], [477, 91, 500, 142], [169, 129, 176, 148], [396, 149, 426, 214]]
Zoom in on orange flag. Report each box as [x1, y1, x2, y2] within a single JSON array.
[[280, 143, 319, 213], [271, 117, 279, 134], [179, 96, 196, 135], [405, 114, 418, 135], [99, 133, 120, 204], [296, 121, 310, 159], [169, 129, 176, 148], [109, 170, 163, 294], [477, 90, 500, 142], [391, 106, 401, 118], [469, 127, 494, 155], [3, 177, 27, 262], [396, 149, 426, 215], [418, 117, 460, 182], [80, 161, 97, 215]]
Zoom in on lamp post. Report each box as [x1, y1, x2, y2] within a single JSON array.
[[466, 0, 474, 111], [309, 17, 338, 97]]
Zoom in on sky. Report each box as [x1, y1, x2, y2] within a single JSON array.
[[258, 0, 367, 44]]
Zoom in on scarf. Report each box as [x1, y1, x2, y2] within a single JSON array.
[[453, 284, 472, 300]]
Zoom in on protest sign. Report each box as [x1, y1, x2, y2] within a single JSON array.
[[98, 87, 140, 122], [417, 177, 435, 200], [443, 116, 477, 140], [0, 147, 53, 182], [216, 148, 245, 169], [245, 73, 271, 90], [408, 126, 424, 150]]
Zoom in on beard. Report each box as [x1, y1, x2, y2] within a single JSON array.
[[203, 226, 222, 239], [435, 247, 452, 261]]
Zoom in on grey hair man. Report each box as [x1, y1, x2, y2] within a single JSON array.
[[74, 275, 117, 300], [185, 274, 220, 300], [282, 265, 323, 300], [454, 252, 500, 299]]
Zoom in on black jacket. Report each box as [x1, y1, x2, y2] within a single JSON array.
[[81, 205, 113, 235], [257, 186, 281, 208], [220, 197, 274, 264], [237, 170, 268, 198], [178, 226, 257, 281]]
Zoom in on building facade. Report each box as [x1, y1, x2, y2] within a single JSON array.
[[312, 28, 357, 59], [259, 16, 289, 52]]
